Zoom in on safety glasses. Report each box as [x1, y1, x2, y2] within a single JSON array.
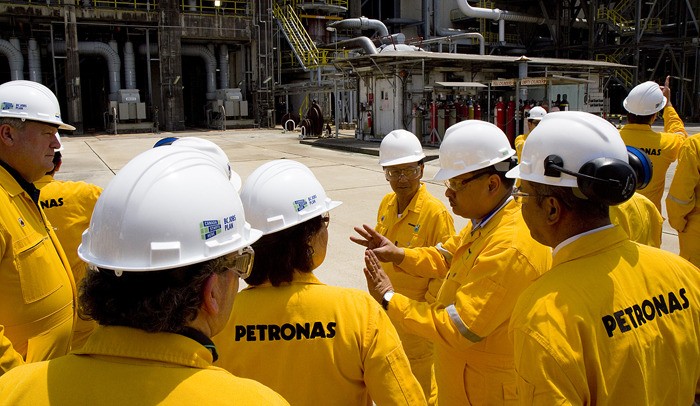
[[384, 166, 421, 180], [222, 246, 255, 279], [444, 171, 491, 192]]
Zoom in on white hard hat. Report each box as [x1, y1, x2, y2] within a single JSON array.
[[55, 133, 64, 152], [507, 111, 628, 187], [78, 147, 262, 272], [379, 129, 426, 166], [433, 120, 515, 181], [528, 106, 547, 121], [0, 80, 75, 130], [240, 159, 342, 234], [167, 137, 242, 192], [623, 81, 667, 115]]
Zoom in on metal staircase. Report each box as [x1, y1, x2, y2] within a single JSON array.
[[595, 48, 633, 89], [273, 3, 320, 71]]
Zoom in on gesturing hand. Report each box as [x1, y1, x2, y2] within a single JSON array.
[[350, 224, 405, 264], [363, 249, 394, 303]]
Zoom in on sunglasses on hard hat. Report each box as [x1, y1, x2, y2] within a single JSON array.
[[222, 246, 255, 280]]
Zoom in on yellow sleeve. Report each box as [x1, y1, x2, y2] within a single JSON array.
[[363, 303, 427, 406], [389, 247, 539, 349], [0, 325, 25, 376], [398, 245, 450, 279], [663, 106, 688, 137], [666, 136, 700, 232]]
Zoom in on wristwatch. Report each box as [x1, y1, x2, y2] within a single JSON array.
[[381, 290, 395, 311]]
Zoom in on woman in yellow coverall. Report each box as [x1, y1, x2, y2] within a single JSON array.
[[354, 120, 551, 405], [374, 130, 455, 402], [0, 80, 77, 377], [0, 146, 287, 405], [214, 159, 426, 406], [667, 133, 700, 267], [619, 77, 688, 212], [35, 145, 103, 350], [507, 111, 700, 405]]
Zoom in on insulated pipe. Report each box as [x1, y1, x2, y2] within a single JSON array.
[[455, 0, 545, 25], [0, 39, 24, 80], [328, 17, 389, 37], [333, 37, 379, 55], [53, 40, 121, 94], [0, 39, 25, 80], [124, 41, 136, 89], [28, 38, 42, 83], [181, 45, 217, 100], [380, 33, 406, 45], [219, 44, 229, 89], [434, 28, 485, 55]]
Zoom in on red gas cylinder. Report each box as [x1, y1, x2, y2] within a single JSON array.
[[459, 101, 468, 122], [474, 100, 482, 120], [367, 111, 373, 129], [495, 97, 505, 131]]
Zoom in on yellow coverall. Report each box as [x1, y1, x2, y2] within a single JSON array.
[[375, 183, 455, 400], [609, 192, 663, 247], [666, 133, 700, 267], [0, 326, 289, 405], [386, 200, 551, 405], [214, 272, 426, 406], [619, 106, 687, 211], [0, 166, 75, 376], [36, 175, 102, 349], [511, 225, 700, 405], [514, 133, 527, 162]]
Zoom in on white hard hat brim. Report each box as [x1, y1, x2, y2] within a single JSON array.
[[380, 154, 426, 167]]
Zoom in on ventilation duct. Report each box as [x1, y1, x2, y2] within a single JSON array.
[[124, 41, 136, 89], [0, 39, 24, 80], [53, 40, 121, 96], [181, 45, 217, 100], [28, 39, 41, 83], [219, 44, 229, 89]]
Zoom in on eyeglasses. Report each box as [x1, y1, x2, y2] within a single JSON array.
[[385, 166, 421, 180], [511, 187, 531, 203], [444, 171, 491, 192], [222, 246, 255, 279], [321, 212, 330, 228]]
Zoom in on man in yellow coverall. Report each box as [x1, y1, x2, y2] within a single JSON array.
[[215, 159, 426, 406], [514, 105, 546, 161], [35, 139, 102, 349], [354, 120, 552, 405], [507, 111, 700, 405], [619, 76, 687, 212], [375, 129, 455, 401], [0, 80, 77, 376], [0, 146, 288, 405], [667, 133, 700, 267]]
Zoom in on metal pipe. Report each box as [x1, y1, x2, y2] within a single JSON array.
[[333, 37, 379, 55], [28, 38, 42, 83], [0, 39, 24, 80], [328, 17, 389, 37], [454, 0, 545, 24], [432, 28, 485, 55]]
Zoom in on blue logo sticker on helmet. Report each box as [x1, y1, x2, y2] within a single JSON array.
[[200, 219, 222, 240], [293, 199, 308, 212], [1, 102, 12, 110]]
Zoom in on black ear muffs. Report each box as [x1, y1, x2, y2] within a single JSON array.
[[544, 154, 637, 205], [626, 146, 652, 190]]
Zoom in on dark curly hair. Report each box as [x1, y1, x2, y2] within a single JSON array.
[[245, 215, 324, 287], [78, 256, 229, 333]]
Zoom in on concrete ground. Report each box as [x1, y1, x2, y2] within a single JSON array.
[[57, 124, 689, 291]]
